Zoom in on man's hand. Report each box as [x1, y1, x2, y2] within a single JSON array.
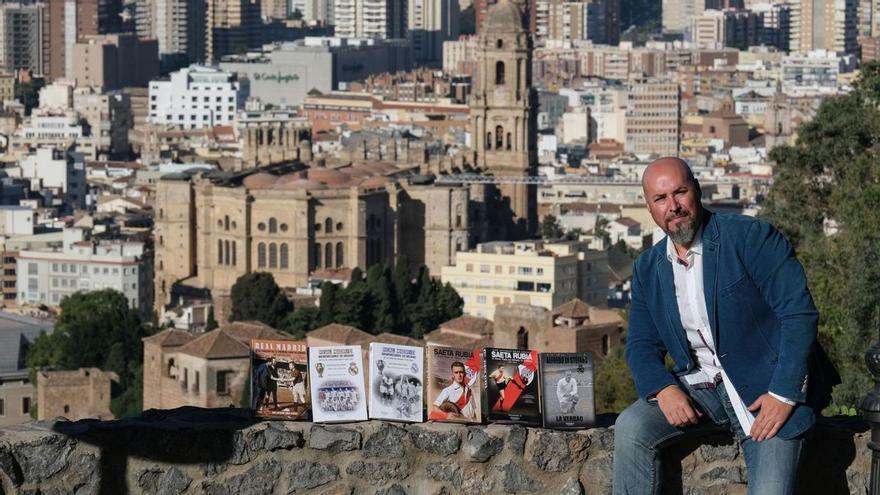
[[656, 385, 702, 427], [747, 394, 794, 442]]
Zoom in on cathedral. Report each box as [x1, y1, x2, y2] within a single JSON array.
[[468, 0, 538, 238]]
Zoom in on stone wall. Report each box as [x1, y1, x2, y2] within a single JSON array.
[[0, 407, 870, 494]]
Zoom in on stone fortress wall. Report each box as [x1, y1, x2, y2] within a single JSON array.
[[0, 407, 870, 494]]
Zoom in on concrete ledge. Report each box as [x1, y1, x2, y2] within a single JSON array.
[[0, 408, 870, 494]]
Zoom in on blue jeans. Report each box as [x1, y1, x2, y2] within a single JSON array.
[[612, 379, 804, 495]]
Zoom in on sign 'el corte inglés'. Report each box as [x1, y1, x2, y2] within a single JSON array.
[[253, 72, 300, 83]]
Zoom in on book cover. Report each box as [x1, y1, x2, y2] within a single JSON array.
[[308, 345, 368, 423], [539, 352, 595, 429], [482, 347, 541, 425], [368, 343, 424, 422], [426, 344, 482, 424], [250, 339, 309, 420]]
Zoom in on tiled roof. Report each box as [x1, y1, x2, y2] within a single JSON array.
[[307, 323, 373, 346], [177, 330, 249, 359], [553, 298, 593, 319], [438, 315, 493, 337], [142, 329, 194, 347]]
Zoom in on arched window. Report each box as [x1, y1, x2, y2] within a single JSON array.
[[506, 132, 512, 150], [224, 215, 229, 231], [167, 358, 175, 377], [325, 218, 333, 233], [324, 243, 333, 268], [269, 243, 277, 268], [257, 242, 266, 268], [314, 243, 322, 268], [224, 240, 230, 265], [517, 327, 528, 350], [495, 61, 505, 85], [486, 132, 492, 149], [496, 39, 503, 49], [232, 241, 237, 266], [269, 218, 277, 234], [336, 242, 343, 268], [455, 205, 463, 227], [280, 243, 289, 269], [217, 239, 223, 264], [495, 126, 504, 149]]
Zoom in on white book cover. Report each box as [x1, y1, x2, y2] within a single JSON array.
[[368, 342, 424, 422], [309, 345, 368, 423]]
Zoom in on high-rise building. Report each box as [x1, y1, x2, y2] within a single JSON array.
[[334, 0, 407, 38], [137, 0, 207, 70], [46, 0, 123, 81], [72, 34, 159, 90], [787, 0, 858, 55], [262, 0, 288, 19], [662, 0, 743, 34], [753, 2, 790, 51], [0, 3, 45, 75], [148, 65, 247, 129], [689, 8, 761, 49], [475, 0, 538, 34], [469, 0, 537, 238], [624, 79, 680, 156], [534, 0, 620, 45], [408, 0, 459, 62], [206, 0, 261, 63]]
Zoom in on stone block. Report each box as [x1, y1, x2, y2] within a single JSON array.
[[466, 427, 504, 462], [309, 425, 361, 452], [364, 423, 408, 458], [409, 425, 461, 457], [287, 460, 340, 491], [137, 466, 192, 495], [346, 460, 410, 483], [500, 462, 544, 493], [12, 435, 72, 484], [201, 458, 281, 495]]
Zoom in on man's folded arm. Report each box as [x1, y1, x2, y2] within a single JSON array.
[[743, 220, 818, 403], [626, 265, 677, 399]]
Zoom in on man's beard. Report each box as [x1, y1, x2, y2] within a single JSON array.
[[666, 215, 698, 245]]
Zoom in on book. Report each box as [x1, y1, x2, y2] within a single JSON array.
[[368, 343, 424, 422], [539, 352, 595, 429], [426, 344, 482, 424], [308, 345, 368, 423], [250, 338, 310, 420], [482, 347, 541, 425]]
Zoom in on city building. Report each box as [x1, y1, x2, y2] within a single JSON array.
[[0, 74, 15, 103], [0, 3, 45, 75], [493, 299, 623, 360], [440, 240, 609, 320], [788, 0, 858, 55], [205, 0, 261, 63], [0, 312, 54, 426], [333, 0, 407, 39], [219, 37, 413, 108], [36, 368, 117, 421], [46, 0, 123, 80], [408, 0, 460, 63], [147, 65, 248, 129], [689, 9, 761, 49], [624, 79, 681, 156], [781, 49, 857, 88], [469, 0, 538, 238], [535, 0, 620, 45], [137, 0, 207, 70], [73, 88, 133, 158], [443, 35, 476, 75], [17, 147, 87, 210], [142, 321, 290, 410], [72, 34, 159, 90], [475, 0, 538, 34], [753, 2, 790, 52], [237, 109, 311, 167], [16, 230, 153, 317], [10, 111, 94, 158]]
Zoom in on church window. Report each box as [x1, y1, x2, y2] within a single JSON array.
[[325, 218, 333, 233], [269, 243, 277, 268], [269, 218, 277, 234], [495, 61, 505, 85], [280, 244, 289, 269], [324, 243, 332, 268], [336, 242, 344, 268], [258, 222, 266, 231], [280, 223, 288, 232], [224, 215, 229, 231], [486, 132, 492, 149], [224, 240, 230, 265], [314, 243, 322, 268], [258, 243, 266, 268], [506, 132, 512, 150], [496, 39, 503, 49], [336, 222, 343, 231], [495, 126, 504, 149], [217, 240, 223, 264]]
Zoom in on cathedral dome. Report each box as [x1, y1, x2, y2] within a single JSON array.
[[484, 0, 525, 34]]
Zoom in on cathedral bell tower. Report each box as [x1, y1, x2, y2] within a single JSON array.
[[469, 0, 537, 237]]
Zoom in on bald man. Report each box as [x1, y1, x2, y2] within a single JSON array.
[[612, 157, 839, 494]]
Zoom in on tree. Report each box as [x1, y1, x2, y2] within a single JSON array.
[[317, 281, 340, 327], [25, 290, 145, 418], [229, 272, 293, 329], [594, 348, 637, 414], [595, 216, 612, 246], [367, 264, 396, 333], [759, 61, 880, 408], [206, 307, 219, 331], [540, 214, 564, 239], [283, 307, 319, 339]]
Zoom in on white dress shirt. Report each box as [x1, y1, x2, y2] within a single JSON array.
[[665, 229, 793, 437]]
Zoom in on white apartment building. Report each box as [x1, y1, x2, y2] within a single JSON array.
[[334, 0, 407, 39], [407, 0, 459, 62], [442, 35, 475, 74], [148, 65, 248, 129], [11, 111, 96, 159], [0, 206, 34, 236], [17, 230, 153, 316], [440, 240, 609, 320], [17, 147, 87, 211], [781, 49, 857, 88]]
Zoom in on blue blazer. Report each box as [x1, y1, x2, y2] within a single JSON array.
[[626, 210, 839, 439]]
